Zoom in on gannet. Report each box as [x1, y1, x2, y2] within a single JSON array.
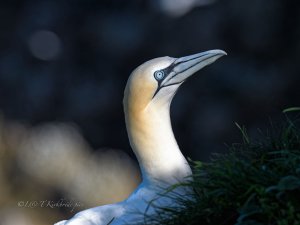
[[55, 49, 226, 225]]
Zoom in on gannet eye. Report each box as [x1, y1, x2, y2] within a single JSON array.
[[154, 70, 165, 81]]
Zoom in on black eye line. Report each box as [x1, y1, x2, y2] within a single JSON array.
[[152, 62, 176, 98], [154, 63, 174, 84], [155, 71, 163, 86]]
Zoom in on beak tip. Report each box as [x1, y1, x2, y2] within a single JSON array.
[[210, 49, 227, 56]]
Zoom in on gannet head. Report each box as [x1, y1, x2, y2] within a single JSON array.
[[124, 49, 226, 113]]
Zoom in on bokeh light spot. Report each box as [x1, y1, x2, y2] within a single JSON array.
[[154, 0, 217, 17], [28, 30, 62, 60]]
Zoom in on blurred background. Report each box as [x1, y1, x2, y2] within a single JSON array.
[[0, 0, 299, 224]]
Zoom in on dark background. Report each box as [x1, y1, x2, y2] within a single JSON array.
[[0, 0, 299, 223], [1, 0, 300, 159]]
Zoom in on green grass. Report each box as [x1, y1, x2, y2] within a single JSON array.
[[140, 114, 300, 225]]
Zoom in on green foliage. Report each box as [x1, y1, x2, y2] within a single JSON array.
[[141, 118, 300, 225], [282, 107, 300, 113]]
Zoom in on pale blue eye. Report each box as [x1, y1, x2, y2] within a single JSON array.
[[154, 71, 165, 80]]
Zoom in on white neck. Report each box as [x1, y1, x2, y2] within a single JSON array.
[[125, 100, 192, 185]]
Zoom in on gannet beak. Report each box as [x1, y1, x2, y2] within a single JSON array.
[[161, 49, 227, 87]]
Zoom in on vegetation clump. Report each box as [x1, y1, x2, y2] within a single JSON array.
[[142, 117, 300, 225]]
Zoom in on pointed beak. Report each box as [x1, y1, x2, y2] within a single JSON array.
[[161, 49, 227, 87]]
